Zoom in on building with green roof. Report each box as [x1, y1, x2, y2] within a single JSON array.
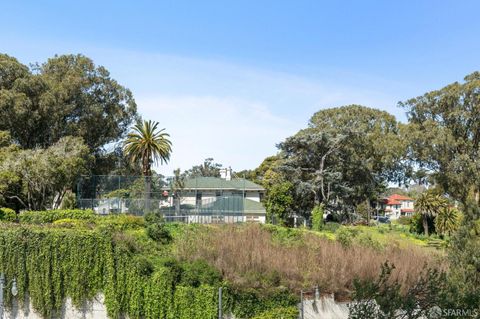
[[160, 175, 266, 223]]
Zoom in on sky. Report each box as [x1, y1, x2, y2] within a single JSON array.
[[1, 0, 480, 175]]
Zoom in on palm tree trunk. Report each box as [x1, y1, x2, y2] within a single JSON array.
[[145, 176, 151, 213], [423, 216, 429, 236]]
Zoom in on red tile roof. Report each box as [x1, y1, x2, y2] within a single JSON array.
[[389, 194, 414, 201], [386, 199, 401, 205]]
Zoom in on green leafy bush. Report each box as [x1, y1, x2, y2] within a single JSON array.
[[336, 227, 357, 247], [410, 213, 435, 235], [311, 205, 324, 231], [396, 216, 411, 225], [144, 211, 172, 243], [251, 306, 298, 319], [358, 233, 384, 251], [225, 288, 298, 319], [97, 214, 145, 230], [0, 207, 16, 222], [18, 209, 95, 224], [180, 260, 222, 287], [349, 262, 449, 318], [263, 224, 303, 245], [323, 222, 341, 233], [52, 218, 90, 228]]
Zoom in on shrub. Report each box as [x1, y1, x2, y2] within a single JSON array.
[[396, 216, 412, 226], [18, 209, 95, 224], [251, 306, 298, 319], [410, 213, 435, 235], [144, 211, 172, 243], [349, 262, 449, 318], [180, 260, 222, 287], [323, 222, 341, 233], [336, 227, 356, 247], [97, 214, 145, 230], [226, 288, 298, 319], [0, 208, 17, 222], [311, 205, 324, 231], [358, 234, 384, 251], [52, 218, 90, 228]]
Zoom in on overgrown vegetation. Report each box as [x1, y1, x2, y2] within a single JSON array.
[[173, 223, 441, 295]]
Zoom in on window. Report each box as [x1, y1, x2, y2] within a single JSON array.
[[196, 192, 202, 205]]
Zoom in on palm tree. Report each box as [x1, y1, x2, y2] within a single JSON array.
[[414, 191, 447, 236], [123, 120, 172, 211], [435, 206, 460, 237]]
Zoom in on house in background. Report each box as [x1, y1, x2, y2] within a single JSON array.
[[160, 168, 267, 223], [380, 194, 415, 219]]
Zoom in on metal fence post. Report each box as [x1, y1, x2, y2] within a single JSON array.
[[300, 290, 304, 319], [218, 287, 222, 319]]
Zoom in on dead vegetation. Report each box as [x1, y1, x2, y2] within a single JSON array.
[[173, 223, 444, 296]]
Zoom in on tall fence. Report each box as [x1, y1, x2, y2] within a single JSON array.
[[76, 175, 265, 220]]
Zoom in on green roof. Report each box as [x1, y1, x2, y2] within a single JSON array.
[[182, 177, 264, 191], [203, 197, 265, 213], [243, 199, 265, 212]]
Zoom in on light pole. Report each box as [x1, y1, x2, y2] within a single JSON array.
[[0, 273, 18, 319]]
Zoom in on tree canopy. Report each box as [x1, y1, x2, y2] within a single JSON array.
[[277, 105, 405, 218], [0, 53, 138, 152], [184, 158, 223, 178], [400, 72, 480, 205]]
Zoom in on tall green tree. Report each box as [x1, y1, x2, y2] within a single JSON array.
[[400, 72, 480, 206], [184, 158, 223, 178], [0, 136, 91, 210], [123, 120, 172, 177], [0, 53, 138, 174], [123, 120, 172, 211], [435, 206, 460, 237], [278, 105, 405, 220], [414, 191, 447, 236]]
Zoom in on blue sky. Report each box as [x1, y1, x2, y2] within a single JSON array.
[[1, 1, 479, 175]]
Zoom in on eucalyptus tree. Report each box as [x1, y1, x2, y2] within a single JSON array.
[[0, 53, 138, 175], [400, 72, 480, 206], [123, 120, 172, 211]]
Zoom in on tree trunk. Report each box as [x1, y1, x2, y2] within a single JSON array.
[[144, 176, 151, 213], [423, 216, 429, 236]]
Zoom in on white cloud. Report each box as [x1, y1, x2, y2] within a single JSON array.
[[137, 95, 298, 175]]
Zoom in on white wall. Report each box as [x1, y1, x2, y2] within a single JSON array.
[[4, 294, 108, 319]]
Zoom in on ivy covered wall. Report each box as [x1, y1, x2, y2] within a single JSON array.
[[0, 225, 219, 319]]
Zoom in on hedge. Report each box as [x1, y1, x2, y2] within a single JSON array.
[[17, 209, 95, 224], [0, 207, 16, 222]]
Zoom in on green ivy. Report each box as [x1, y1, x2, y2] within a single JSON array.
[[250, 306, 299, 319], [0, 225, 219, 319]]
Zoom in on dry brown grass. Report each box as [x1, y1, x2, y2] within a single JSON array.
[[173, 223, 445, 296]]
